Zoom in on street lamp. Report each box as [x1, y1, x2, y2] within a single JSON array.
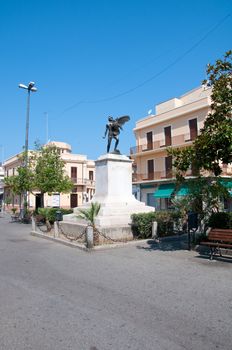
[[19, 81, 37, 212]]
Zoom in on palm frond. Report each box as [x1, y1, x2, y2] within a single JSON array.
[[76, 202, 101, 226]]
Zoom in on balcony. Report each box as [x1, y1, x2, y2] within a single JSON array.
[[132, 171, 172, 182], [71, 177, 95, 187], [132, 169, 193, 183], [130, 133, 193, 155], [133, 165, 232, 183], [84, 179, 95, 187]]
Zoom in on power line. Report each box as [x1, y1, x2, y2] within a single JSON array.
[[61, 13, 230, 114]]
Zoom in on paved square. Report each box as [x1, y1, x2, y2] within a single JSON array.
[[0, 213, 231, 350]]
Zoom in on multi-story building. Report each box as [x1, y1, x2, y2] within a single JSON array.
[[3, 141, 95, 210], [130, 86, 232, 210], [0, 165, 4, 206]]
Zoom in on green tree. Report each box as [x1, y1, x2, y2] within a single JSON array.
[[172, 178, 229, 231], [168, 51, 232, 225], [33, 145, 73, 207], [169, 50, 232, 177], [4, 152, 35, 209]]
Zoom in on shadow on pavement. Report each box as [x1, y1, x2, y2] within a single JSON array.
[[194, 255, 232, 263], [194, 245, 232, 263], [136, 234, 188, 252]]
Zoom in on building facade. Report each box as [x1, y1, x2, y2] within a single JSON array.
[[3, 141, 95, 210], [130, 86, 232, 210], [0, 165, 4, 207]]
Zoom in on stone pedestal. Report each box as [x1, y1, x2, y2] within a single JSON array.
[[64, 153, 154, 242]]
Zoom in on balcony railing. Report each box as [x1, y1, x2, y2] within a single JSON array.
[[130, 133, 193, 155], [71, 177, 95, 186], [132, 171, 172, 182], [132, 165, 232, 183], [132, 169, 193, 182]]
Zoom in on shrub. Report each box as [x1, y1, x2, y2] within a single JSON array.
[[155, 211, 174, 237], [208, 212, 232, 229], [131, 212, 156, 238], [38, 207, 73, 223], [131, 211, 181, 239]]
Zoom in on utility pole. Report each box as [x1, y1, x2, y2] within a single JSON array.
[[19, 82, 37, 216]]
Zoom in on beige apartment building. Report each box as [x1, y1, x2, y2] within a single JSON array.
[[3, 141, 95, 210], [130, 86, 232, 210], [0, 165, 4, 206]]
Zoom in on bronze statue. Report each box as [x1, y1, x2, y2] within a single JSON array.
[[103, 115, 130, 153]]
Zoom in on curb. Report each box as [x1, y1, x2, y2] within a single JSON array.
[[30, 231, 90, 252]]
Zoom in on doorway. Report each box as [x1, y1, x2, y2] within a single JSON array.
[[70, 194, 78, 208], [35, 193, 43, 210]]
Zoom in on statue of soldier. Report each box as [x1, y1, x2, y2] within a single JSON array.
[[103, 115, 130, 153]]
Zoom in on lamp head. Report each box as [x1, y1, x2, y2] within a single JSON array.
[[28, 82, 35, 89], [18, 83, 28, 89], [19, 82, 37, 92]]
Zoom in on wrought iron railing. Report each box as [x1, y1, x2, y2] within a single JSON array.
[[71, 177, 95, 186], [130, 133, 193, 155]]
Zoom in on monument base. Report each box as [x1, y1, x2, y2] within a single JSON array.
[[63, 153, 154, 243]]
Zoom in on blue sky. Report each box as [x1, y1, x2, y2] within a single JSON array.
[[0, 0, 231, 161]]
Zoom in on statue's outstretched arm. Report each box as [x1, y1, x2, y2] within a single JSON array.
[[103, 124, 109, 139]]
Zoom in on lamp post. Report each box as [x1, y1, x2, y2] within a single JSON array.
[[19, 82, 37, 213]]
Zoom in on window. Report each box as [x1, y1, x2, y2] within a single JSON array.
[[147, 159, 154, 180], [164, 126, 172, 146], [189, 118, 198, 140], [71, 167, 77, 182], [89, 171, 94, 180], [146, 132, 153, 150], [165, 156, 172, 178], [147, 193, 156, 207]]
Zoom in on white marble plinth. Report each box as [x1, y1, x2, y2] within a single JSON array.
[[63, 153, 154, 240]]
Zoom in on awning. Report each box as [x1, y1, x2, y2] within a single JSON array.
[[175, 184, 190, 196], [153, 183, 175, 198], [220, 179, 232, 196], [220, 179, 232, 189]]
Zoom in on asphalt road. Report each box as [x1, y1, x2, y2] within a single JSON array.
[[0, 212, 231, 350]]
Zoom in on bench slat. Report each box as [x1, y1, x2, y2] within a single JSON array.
[[210, 234, 232, 239], [208, 236, 232, 242], [208, 236, 232, 243], [211, 228, 232, 232]]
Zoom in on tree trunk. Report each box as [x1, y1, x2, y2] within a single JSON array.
[[19, 194, 22, 210], [41, 193, 44, 208]]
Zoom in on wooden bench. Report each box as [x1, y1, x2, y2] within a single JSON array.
[[200, 228, 232, 260]]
